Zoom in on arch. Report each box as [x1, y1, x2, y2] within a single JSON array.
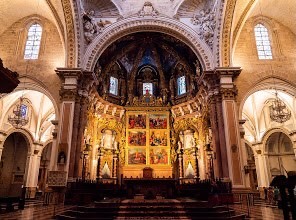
[[1, 76, 60, 120], [4, 129, 34, 154], [261, 127, 292, 154], [82, 17, 214, 72], [238, 75, 296, 119]]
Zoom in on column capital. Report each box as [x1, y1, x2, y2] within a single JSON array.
[[215, 67, 242, 79]]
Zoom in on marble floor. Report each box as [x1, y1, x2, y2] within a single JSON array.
[[0, 202, 289, 220]]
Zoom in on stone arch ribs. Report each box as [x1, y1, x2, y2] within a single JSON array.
[[221, 0, 236, 67], [82, 16, 214, 72], [61, 0, 77, 68]]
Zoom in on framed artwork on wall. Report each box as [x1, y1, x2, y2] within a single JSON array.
[[149, 148, 169, 165], [128, 148, 146, 164], [128, 114, 146, 129], [149, 114, 167, 129], [149, 130, 168, 146], [128, 131, 146, 146]]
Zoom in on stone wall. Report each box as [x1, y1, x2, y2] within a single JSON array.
[[233, 16, 296, 105], [0, 15, 65, 107]]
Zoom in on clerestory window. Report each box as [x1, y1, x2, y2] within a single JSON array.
[[24, 23, 42, 59], [254, 24, 272, 60]]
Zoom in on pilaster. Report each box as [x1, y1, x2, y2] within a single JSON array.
[[216, 67, 245, 188], [55, 68, 83, 182], [24, 142, 43, 198]]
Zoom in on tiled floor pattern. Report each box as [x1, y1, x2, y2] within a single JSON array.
[[230, 203, 289, 220], [0, 202, 289, 219], [0, 205, 74, 220]]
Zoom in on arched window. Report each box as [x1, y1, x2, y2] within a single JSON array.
[[143, 82, 153, 95], [24, 23, 42, 59], [109, 76, 118, 95], [254, 24, 272, 60], [177, 75, 186, 95]]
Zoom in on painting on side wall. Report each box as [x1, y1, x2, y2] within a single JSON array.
[[149, 114, 168, 129], [128, 114, 146, 129], [128, 131, 146, 146], [149, 148, 169, 165], [128, 148, 146, 164], [150, 130, 168, 146]]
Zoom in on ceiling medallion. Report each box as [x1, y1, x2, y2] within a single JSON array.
[[269, 92, 291, 123]]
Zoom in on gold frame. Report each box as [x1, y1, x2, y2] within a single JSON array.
[[125, 110, 171, 167]]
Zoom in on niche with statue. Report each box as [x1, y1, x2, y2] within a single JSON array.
[[97, 129, 119, 182], [177, 129, 199, 180]]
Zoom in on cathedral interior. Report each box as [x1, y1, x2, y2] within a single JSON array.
[[0, 0, 296, 219]]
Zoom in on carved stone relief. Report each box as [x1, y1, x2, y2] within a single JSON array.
[[191, 9, 216, 49], [82, 10, 112, 43], [138, 2, 159, 17]]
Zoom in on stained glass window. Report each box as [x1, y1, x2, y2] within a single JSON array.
[[109, 76, 118, 95], [143, 83, 153, 95], [177, 76, 186, 95], [254, 24, 273, 60], [24, 23, 42, 59], [20, 104, 28, 117]]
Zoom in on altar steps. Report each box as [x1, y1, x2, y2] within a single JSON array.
[[56, 199, 246, 220]]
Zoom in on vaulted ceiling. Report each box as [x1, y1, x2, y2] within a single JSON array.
[[0, 0, 65, 36], [233, 0, 296, 42]]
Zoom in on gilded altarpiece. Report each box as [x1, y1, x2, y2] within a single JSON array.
[[123, 108, 172, 178]]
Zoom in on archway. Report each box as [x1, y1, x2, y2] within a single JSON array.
[[265, 132, 295, 179], [0, 132, 29, 197]]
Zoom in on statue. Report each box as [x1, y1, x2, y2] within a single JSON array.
[[194, 60, 201, 77], [82, 10, 97, 43]]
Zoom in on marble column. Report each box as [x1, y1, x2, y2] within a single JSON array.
[[209, 94, 224, 178], [216, 67, 245, 188], [56, 68, 82, 182]]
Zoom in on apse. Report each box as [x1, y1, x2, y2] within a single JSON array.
[[94, 32, 202, 106]]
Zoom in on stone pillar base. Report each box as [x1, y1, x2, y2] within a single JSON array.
[[25, 187, 37, 199]]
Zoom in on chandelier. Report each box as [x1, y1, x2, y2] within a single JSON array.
[[269, 92, 291, 123], [8, 97, 29, 128]]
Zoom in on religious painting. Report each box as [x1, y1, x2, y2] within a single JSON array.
[[149, 130, 168, 146], [128, 148, 146, 164], [128, 114, 146, 129], [149, 148, 169, 165], [128, 131, 146, 146], [149, 114, 167, 129]]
